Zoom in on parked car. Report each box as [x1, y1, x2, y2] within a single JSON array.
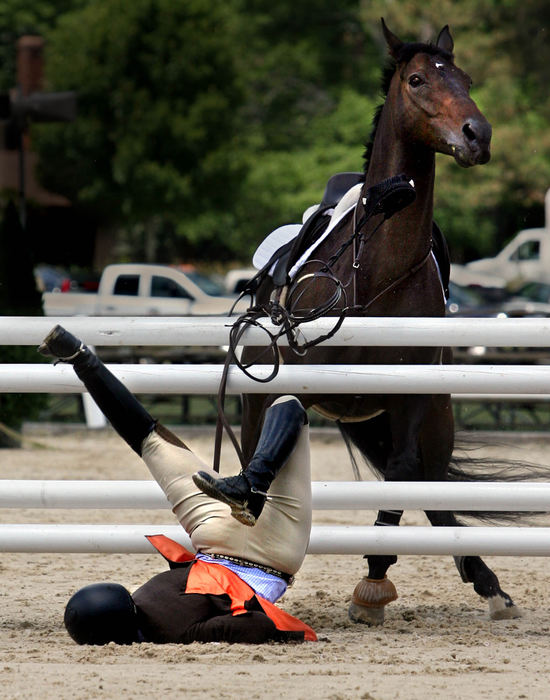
[[499, 281, 550, 318], [170, 264, 227, 297], [461, 187, 550, 287], [447, 280, 550, 363], [447, 280, 550, 319], [34, 265, 72, 293], [35, 265, 99, 294], [68, 269, 100, 293], [446, 281, 507, 318], [42, 263, 248, 317]]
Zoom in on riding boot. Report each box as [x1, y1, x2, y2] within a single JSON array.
[[38, 324, 155, 455], [192, 397, 307, 526]]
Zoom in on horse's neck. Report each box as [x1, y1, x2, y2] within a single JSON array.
[[364, 123, 435, 283], [367, 145, 435, 216]]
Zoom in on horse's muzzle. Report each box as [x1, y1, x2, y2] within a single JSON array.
[[453, 117, 492, 167]]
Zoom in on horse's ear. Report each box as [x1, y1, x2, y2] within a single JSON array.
[[436, 25, 454, 54], [381, 18, 404, 58]]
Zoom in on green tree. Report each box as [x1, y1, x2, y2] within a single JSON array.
[[31, 0, 383, 262], [33, 0, 246, 261], [233, 89, 378, 252], [223, 1, 380, 255], [0, 0, 85, 90]]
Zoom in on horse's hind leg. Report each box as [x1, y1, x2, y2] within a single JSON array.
[[425, 510, 521, 620]]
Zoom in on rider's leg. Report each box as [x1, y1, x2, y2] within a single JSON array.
[[39, 327, 312, 577], [38, 324, 156, 455], [192, 397, 308, 526], [140, 396, 312, 576]]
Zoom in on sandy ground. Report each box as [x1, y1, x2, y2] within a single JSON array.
[[2, 424, 550, 700]]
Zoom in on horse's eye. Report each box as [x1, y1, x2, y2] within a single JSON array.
[[408, 75, 424, 88]]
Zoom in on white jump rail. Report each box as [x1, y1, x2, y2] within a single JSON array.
[[1, 479, 550, 511], [3, 315, 550, 347], [3, 362, 550, 395], [4, 315, 550, 399], [1, 523, 550, 556]]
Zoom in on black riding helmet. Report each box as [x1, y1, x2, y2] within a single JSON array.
[[64, 582, 140, 645]]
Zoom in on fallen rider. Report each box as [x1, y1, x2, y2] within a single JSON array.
[[38, 325, 317, 645]]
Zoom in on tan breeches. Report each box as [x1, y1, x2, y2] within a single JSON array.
[[141, 396, 311, 575]]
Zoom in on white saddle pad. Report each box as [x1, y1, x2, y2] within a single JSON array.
[[252, 182, 363, 276], [252, 224, 303, 270], [288, 183, 362, 280]]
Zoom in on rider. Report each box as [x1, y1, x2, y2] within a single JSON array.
[[38, 325, 316, 645]]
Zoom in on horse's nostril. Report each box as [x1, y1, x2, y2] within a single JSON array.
[[462, 123, 477, 142]]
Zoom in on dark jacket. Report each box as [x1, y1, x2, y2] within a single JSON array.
[[131, 535, 317, 644]]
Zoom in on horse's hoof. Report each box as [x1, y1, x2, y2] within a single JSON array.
[[488, 595, 522, 620], [348, 576, 398, 626], [348, 601, 386, 625]]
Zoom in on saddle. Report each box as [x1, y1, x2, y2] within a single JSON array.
[[252, 172, 364, 288], [247, 172, 450, 298]]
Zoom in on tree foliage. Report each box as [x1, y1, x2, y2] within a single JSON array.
[[33, 0, 245, 260], [1, 0, 547, 263], [0, 0, 86, 90]]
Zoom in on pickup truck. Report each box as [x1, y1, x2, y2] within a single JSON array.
[[42, 263, 247, 317], [464, 188, 550, 289], [464, 228, 549, 289]]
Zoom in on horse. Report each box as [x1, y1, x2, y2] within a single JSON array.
[[236, 20, 519, 626]]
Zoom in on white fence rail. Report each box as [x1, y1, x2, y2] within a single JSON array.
[[4, 314, 550, 347], [3, 362, 550, 395], [4, 315, 550, 399], [3, 479, 550, 511], [1, 523, 550, 556]]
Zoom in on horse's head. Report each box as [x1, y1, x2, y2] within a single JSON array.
[[382, 19, 491, 168]]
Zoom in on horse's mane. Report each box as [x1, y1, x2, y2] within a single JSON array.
[[363, 42, 454, 174]]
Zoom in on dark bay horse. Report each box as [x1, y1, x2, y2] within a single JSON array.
[[239, 21, 519, 625]]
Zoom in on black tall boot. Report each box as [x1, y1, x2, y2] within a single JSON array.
[[38, 324, 155, 455], [192, 398, 307, 526]]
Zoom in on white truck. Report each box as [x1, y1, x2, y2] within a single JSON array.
[[42, 263, 247, 317], [463, 188, 550, 289], [464, 227, 549, 288]]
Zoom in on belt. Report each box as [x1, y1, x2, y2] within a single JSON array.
[[208, 553, 295, 586]]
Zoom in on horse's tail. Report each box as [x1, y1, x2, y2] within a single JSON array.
[[338, 421, 550, 524], [448, 442, 550, 485], [446, 437, 550, 523]]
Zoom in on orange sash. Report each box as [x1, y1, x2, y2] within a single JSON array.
[[146, 535, 317, 641]]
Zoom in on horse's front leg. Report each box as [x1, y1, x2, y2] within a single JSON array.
[[419, 395, 521, 620], [349, 397, 429, 626], [425, 511, 522, 620], [348, 507, 402, 625], [454, 555, 521, 620]]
